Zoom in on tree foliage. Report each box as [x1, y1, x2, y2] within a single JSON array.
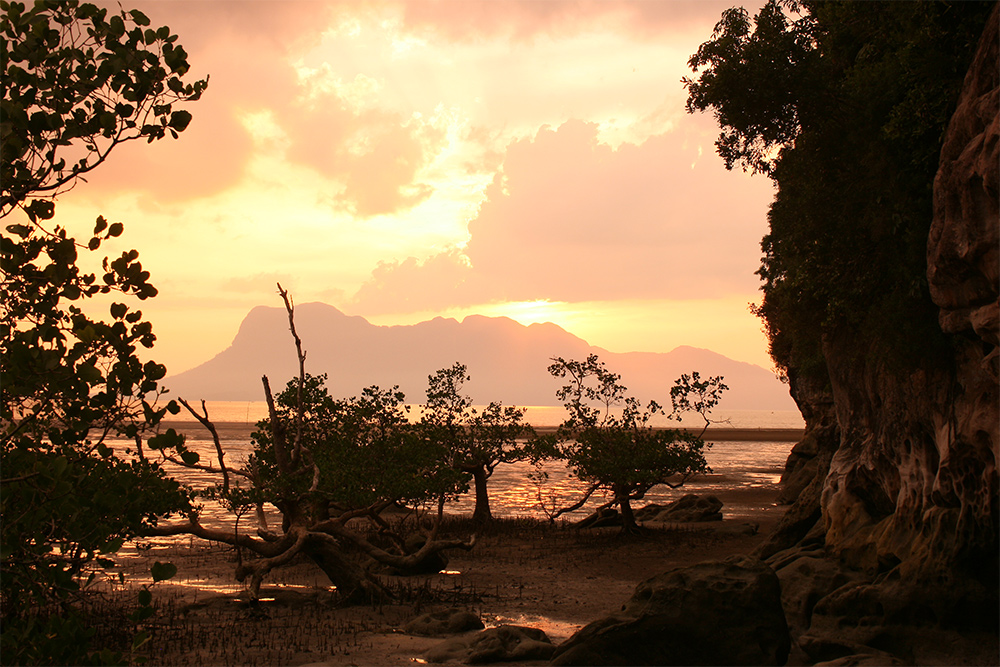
[[685, 1, 992, 382], [146, 289, 477, 604], [1, 0, 208, 221], [420, 362, 534, 523], [247, 372, 468, 516], [540, 355, 725, 532], [1, 1, 206, 662]]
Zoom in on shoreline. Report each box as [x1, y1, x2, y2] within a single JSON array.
[[155, 420, 804, 442]]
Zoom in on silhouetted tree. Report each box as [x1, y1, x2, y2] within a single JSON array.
[[421, 362, 534, 523], [540, 355, 725, 533], [1, 0, 206, 662], [146, 287, 477, 603]]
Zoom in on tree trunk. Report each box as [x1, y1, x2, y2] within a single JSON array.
[[471, 466, 493, 524], [302, 535, 388, 605], [619, 496, 639, 534]]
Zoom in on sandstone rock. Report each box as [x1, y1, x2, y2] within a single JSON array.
[[753, 450, 830, 561], [772, 555, 867, 646], [403, 608, 484, 636], [797, 567, 1000, 665], [423, 625, 555, 664], [815, 6, 999, 585], [550, 555, 789, 666], [778, 366, 841, 506], [574, 508, 621, 528], [776, 450, 819, 506], [634, 494, 723, 523]]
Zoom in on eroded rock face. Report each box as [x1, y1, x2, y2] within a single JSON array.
[[759, 10, 999, 665], [819, 7, 999, 589], [550, 555, 790, 666], [758, 368, 840, 559]]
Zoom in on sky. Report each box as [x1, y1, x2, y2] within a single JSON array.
[[52, 0, 776, 375]]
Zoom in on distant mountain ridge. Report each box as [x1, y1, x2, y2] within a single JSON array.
[[165, 302, 796, 411]]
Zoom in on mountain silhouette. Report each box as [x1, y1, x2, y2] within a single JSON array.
[[164, 302, 796, 411]]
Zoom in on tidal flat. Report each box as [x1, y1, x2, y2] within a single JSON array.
[[89, 479, 786, 666]]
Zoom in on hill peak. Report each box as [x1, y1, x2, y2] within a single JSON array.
[[166, 303, 795, 411]]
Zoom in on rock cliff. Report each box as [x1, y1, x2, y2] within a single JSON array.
[[764, 7, 998, 663], [820, 1, 998, 585]]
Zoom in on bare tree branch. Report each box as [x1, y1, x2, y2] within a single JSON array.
[[143, 514, 290, 557], [158, 453, 252, 480], [262, 375, 291, 475], [178, 397, 230, 493], [236, 527, 308, 599], [316, 520, 476, 569], [276, 283, 306, 467], [549, 482, 602, 522]]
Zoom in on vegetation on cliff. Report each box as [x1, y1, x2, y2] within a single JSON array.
[[685, 0, 992, 384]]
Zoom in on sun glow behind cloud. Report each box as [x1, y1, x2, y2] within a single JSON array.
[[56, 0, 775, 376]]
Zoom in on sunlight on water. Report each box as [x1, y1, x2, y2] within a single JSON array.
[[109, 409, 797, 530], [486, 614, 583, 642], [161, 402, 805, 430]]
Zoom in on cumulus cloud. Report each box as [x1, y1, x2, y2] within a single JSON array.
[[348, 119, 773, 313], [80, 0, 446, 217]]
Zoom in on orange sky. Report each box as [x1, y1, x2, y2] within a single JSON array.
[[52, 0, 775, 375]]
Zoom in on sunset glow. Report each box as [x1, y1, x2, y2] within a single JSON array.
[[48, 0, 774, 375]]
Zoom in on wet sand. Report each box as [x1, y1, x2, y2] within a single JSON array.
[[103, 484, 787, 666]]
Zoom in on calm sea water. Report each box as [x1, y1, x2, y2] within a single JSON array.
[[118, 406, 801, 527], [162, 401, 805, 430]]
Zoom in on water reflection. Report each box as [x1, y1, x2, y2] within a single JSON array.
[[486, 614, 583, 642], [111, 436, 789, 529]]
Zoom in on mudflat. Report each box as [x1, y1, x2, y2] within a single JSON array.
[[96, 483, 786, 666]]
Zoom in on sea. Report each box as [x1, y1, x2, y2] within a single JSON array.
[[118, 403, 804, 527]]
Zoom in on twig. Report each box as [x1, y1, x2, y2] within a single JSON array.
[[262, 375, 291, 474], [178, 397, 229, 493], [276, 283, 306, 467]]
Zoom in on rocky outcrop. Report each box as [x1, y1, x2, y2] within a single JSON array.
[[403, 608, 484, 636], [760, 8, 999, 665], [550, 555, 790, 666], [635, 494, 724, 523], [819, 3, 998, 583], [423, 625, 555, 664], [757, 370, 840, 558]]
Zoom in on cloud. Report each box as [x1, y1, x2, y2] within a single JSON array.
[[79, 0, 446, 217], [348, 119, 773, 313], [397, 0, 736, 42]]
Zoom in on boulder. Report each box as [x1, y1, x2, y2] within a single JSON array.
[[634, 494, 723, 523], [551, 555, 790, 666], [403, 608, 485, 636], [798, 570, 1000, 665], [574, 508, 621, 528], [423, 625, 555, 664], [773, 555, 867, 640]]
